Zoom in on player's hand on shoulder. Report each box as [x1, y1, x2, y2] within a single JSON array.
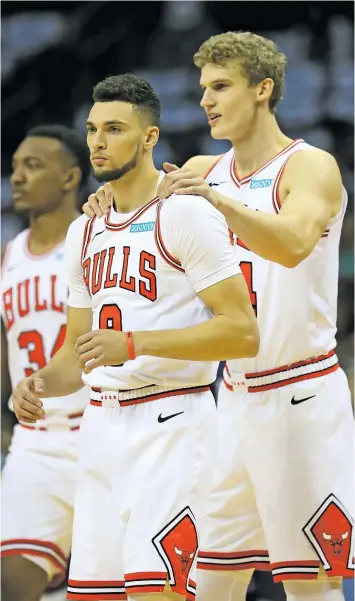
[[82, 182, 113, 218], [75, 329, 129, 374], [12, 376, 45, 423], [157, 162, 214, 202]]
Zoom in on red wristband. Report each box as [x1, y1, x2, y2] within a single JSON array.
[[126, 331, 136, 361]]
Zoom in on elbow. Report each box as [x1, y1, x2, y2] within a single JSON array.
[[243, 326, 260, 358], [230, 319, 260, 358]]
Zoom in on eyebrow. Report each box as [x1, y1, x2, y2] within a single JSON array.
[[200, 78, 233, 87], [86, 119, 127, 126]]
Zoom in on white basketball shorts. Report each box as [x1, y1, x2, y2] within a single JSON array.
[[197, 368, 354, 583], [67, 385, 216, 601], [1, 423, 80, 581]]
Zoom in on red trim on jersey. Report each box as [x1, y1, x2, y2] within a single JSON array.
[[67, 595, 126, 601], [81, 217, 96, 263], [230, 139, 303, 188], [154, 201, 185, 272], [23, 230, 65, 261], [203, 154, 225, 179], [90, 385, 210, 407], [105, 197, 160, 231]]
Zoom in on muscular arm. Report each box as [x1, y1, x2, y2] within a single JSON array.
[[134, 274, 259, 360], [35, 306, 92, 397], [207, 150, 343, 267]]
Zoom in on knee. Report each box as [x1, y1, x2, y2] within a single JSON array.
[[1, 556, 47, 601], [196, 569, 252, 601]]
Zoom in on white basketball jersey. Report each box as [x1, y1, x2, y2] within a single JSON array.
[[67, 192, 240, 390], [205, 139, 347, 374], [1, 229, 88, 418]]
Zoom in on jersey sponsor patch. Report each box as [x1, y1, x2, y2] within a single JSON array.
[[130, 222, 155, 233], [250, 178, 273, 189], [303, 493, 354, 578]]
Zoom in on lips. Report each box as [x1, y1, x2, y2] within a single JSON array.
[[12, 189, 26, 199], [207, 114, 222, 125]]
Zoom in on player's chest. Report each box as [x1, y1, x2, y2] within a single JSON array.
[[83, 228, 159, 303], [214, 173, 278, 214], [1, 261, 67, 331]]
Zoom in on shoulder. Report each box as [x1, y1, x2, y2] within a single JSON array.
[[182, 155, 225, 178], [1, 229, 27, 266], [159, 194, 227, 233], [67, 213, 95, 237], [284, 147, 341, 182]]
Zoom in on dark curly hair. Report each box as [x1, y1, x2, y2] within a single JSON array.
[[93, 74, 161, 126]]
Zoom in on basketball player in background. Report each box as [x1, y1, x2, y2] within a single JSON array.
[[1, 125, 90, 601], [84, 32, 354, 601], [12, 75, 259, 601]]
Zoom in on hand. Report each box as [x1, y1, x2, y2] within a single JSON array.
[[157, 162, 214, 202], [82, 183, 113, 218], [12, 376, 46, 423], [74, 330, 130, 374]]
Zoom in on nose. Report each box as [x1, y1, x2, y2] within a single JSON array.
[[11, 165, 26, 185], [90, 130, 107, 151], [200, 89, 215, 109]]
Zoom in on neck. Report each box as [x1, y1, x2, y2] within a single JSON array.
[[110, 162, 160, 214], [29, 197, 79, 252], [231, 113, 293, 179]]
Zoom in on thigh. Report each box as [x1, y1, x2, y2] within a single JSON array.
[[67, 405, 126, 601], [1, 427, 78, 580], [118, 391, 216, 600], [197, 384, 268, 573], [245, 369, 354, 582]]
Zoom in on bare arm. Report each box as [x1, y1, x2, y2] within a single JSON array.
[[133, 274, 259, 360], [158, 150, 343, 268], [35, 306, 92, 397]]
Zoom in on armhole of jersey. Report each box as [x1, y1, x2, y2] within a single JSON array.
[[203, 154, 225, 180], [81, 216, 96, 263], [154, 202, 185, 273], [1, 240, 13, 272], [271, 150, 304, 214]]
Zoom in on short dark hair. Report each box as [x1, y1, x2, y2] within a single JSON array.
[[27, 124, 90, 189], [92, 74, 161, 127]]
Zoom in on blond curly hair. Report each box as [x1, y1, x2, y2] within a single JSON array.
[[194, 31, 287, 112]]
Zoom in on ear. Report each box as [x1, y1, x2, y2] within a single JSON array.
[[257, 77, 274, 105], [143, 126, 160, 151], [62, 166, 82, 192]]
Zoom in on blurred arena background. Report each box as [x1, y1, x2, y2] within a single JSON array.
[[1, 2, 354, 600]]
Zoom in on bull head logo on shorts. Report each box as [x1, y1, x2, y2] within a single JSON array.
[[174, 545, 195, 572], [152, 507, 198, 599], [303, 494, 354, 578]]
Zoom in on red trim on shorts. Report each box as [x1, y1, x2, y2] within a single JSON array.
[[125, 571, 166, 593], [249, 363, 339, 393], [1, 538, 67, 572], [197, 549, 270, 571], [203, 155, 225, 179], [246, 349, 336, 379], [90, 385, 210, 408], [154, 202, 184, 272], [271, 560, 320, 582], [19, 411, 83, 431], [67, 579, 126, 601]]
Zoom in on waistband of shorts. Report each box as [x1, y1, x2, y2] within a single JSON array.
[[19, 410, 84, 432], [224, 349, 339, 393], [90, 384, 211, 407]]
